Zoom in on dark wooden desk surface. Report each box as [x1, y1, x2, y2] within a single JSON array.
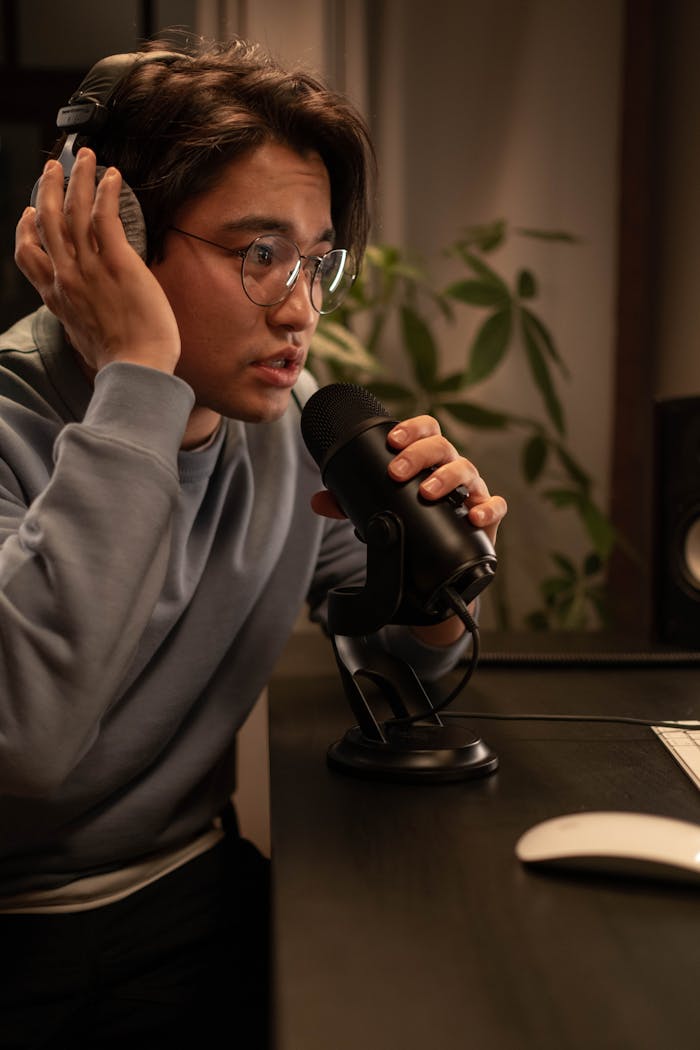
[[269, 633, 700, 1050]]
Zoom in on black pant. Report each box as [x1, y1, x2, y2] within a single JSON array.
[[0, 835, 270, 1049]]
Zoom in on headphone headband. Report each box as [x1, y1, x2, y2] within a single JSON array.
[[56, 50, 181, 137], [50, 49, 182, 183]]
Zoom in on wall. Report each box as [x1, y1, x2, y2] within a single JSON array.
[[368, 0, 623, 627]]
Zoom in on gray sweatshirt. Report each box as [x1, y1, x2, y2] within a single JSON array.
[[0, 308, 466, 895]]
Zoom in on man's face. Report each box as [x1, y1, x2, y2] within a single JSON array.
[[151, 141, 333, 430]]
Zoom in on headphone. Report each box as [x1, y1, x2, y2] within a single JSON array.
[[30, 51, 180, 259]]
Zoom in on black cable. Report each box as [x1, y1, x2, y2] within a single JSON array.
[[442, 711, 700, 731], [384, 585, 481, 727], [478, 648, 700, 668], [437, 594, 700, 730], [381, 584, 700, 733], [438, 585, 481, 708]]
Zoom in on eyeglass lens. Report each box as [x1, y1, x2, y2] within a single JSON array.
[[242, 235, 355, 314]]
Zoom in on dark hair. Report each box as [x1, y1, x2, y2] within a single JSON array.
[[75, 37, 376, 264]]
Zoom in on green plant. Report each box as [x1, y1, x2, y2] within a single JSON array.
[[309, 219, 617, 630]]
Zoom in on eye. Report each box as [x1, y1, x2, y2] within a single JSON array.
[[249, 240, 276, 268], [319, 250, 350, 280], [317, 253, 337, 277]]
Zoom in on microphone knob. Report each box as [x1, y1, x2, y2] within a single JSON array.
[[365, 513, 401, 549], [443, 484, 470, 517]]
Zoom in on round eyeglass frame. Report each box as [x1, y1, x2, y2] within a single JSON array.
[[168, 226, 357, 315]]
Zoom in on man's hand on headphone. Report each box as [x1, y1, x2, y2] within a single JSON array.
[[15, 147, 180, 376]]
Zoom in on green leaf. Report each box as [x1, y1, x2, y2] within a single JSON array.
[[431, 291, 457, 324], [439, 401, 510, 429], [455, 250, 509, 290], [464, 307, 512, 384], [541, 487, 616, 561], [541, 576, 572, 600], [365, 243, 400, 268], [551, 552, 577, 578], [310, 321, 380, 372], [557, 594, 585, 629], [452, 220, 507, 255], [400, 305, 439, 390], [521, 312, 565, 434], [517, 269, 537, 299], [584, 551, 603, 576], [521, 307, 569, 376], [430, 412, 466, 453], [585, 585, 611, 626], [522, 433, 548, 482], [434, 371, 469, 393], [554, 443, 590, 490], [543, 488, 580, 508], [580, 499, 616, 559], [343, 280, 370, 311], [515, 227, 580, 244], [365, 381, 415, 404], [445, 278, 509, 307]]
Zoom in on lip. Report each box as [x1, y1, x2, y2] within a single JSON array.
[[251, 346, 306, 388]]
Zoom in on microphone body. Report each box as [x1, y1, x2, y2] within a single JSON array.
[[301, 383, 497, 617]]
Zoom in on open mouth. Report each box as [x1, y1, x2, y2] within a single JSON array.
[[265, 357, 295, 370], [253, 349, 305, 386], [256, 348, 304, 370]]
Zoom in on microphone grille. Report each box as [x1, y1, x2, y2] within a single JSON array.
[[300, 383, 392, 466]]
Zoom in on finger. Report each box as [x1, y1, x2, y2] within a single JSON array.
[[468, 494, 508, 541], [14, 207, 56, 295], [310, 490, 346, 519], [418, 458, 490, 501], [32, 159, 75, 266], [387, 416, 441, 449], [63, 148, 99, 253], [91, 167, 135, 262], [388, 433, 461, 483]]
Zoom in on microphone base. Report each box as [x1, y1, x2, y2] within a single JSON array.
[[327, 723, 498, 783]]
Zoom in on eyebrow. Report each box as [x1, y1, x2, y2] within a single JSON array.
[[218, 215, 336, 246]]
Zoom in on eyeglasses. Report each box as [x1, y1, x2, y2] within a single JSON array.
[[169, 226, 356, 315]]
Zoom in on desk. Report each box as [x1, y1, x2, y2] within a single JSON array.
[[269, 633, 700, 1050]]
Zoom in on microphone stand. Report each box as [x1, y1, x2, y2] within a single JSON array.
[[327, 511, 498, 782]]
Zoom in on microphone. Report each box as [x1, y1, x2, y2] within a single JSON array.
[[300, 382, 499, 783], [300, 382, 497, 629]]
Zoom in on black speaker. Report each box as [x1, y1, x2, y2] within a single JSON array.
[[653, 396, 700, 647]]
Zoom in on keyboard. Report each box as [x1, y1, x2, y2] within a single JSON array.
[[652, 722, 700, 791]]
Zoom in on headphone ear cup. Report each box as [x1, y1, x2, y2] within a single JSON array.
[[95, 166, 147, 260], [28, 166, 147, 261]]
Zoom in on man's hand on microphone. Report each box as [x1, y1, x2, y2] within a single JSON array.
[[311, 412, 508, 647], [385, 415, 507, 546]]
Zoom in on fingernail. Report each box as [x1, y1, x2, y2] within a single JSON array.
[[391, 457, 411, 478], [472, 508, 486, 523], [388, 427, 408, 445], [421, 476, 442, 495], [43, 159, 58, 174]]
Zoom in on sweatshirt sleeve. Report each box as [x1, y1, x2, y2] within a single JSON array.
[[0, 362, 194, 796]]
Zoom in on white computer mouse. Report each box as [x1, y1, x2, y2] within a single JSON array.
[[515, 810, 700, 885]]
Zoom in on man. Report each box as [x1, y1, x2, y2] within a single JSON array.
[[0, 37, 506, 1048]]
